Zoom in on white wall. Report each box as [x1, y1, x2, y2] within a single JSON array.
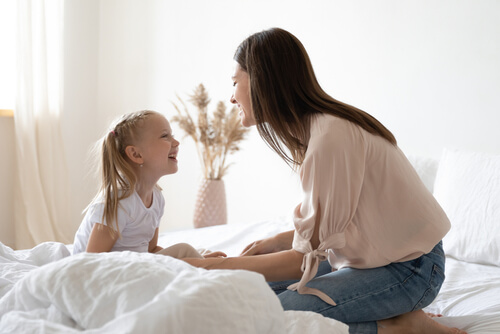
[[94, 0, 500, 232], [2, 0, 499, 245], [60, 0, 101, 237]]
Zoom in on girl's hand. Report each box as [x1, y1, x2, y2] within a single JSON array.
[[240, 230, 294, 256], [203, 251, 227, 258]]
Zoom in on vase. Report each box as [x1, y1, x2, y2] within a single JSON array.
[[193, 179, 227, 228]]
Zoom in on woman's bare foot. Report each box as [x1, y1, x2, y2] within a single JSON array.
[[377, 310, 466, 334], [426, 312, 443, 318]]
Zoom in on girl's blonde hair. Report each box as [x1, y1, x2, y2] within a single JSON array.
[[94, 110, 159, 236]]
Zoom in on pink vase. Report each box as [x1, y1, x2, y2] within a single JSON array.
[[193, 179, 227, 228]]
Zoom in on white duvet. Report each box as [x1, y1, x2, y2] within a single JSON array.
[[0, 242, 348, 334]]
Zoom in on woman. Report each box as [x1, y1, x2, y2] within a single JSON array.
[[184, 28, 466, 334]]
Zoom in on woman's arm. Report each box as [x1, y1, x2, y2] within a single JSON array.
[[183, 248, 304, 282], [148, 228, 163, 253], [86, 223, 118, 253], [240, 229, 295, 256]]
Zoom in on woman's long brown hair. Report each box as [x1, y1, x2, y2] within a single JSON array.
[[234, 28, 396, 168]]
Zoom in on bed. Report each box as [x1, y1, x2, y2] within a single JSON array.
[[1, 148, 499, 333]]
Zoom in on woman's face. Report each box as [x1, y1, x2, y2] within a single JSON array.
[[230, 62, 256, 127]]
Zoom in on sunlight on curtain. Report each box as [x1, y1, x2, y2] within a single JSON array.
[[0, 1, 16, 110], [15, 0, 73, 249]]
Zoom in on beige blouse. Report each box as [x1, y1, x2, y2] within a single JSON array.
[[288, 113, 450, 305]]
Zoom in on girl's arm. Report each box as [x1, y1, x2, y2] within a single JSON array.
[[86, 223, 118, 253], [183, 249, 304, 282], [148, 228, 163, 253]]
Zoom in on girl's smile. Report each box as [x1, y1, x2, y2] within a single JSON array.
[[168, 149, 178, 163]]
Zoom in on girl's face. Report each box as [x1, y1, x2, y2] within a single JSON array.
[[230, 62, 256, 127], [137, 114, 180, 179]]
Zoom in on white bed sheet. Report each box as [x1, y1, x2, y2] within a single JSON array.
[[426, 257, 500, 333], [159, 219, 500, 334], [158, 218, 296, 257], [2, 218, 499, 333], [0, 221, 348, 334]]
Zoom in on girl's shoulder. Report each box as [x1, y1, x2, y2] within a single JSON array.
[[86, 190, 138, 215], [84, 193, 105, 213]]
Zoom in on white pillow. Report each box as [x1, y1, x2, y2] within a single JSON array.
[[433, 149, 500, 266], [406, 155, 439, 193]]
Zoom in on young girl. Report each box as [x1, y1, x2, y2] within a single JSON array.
[[73, 110, 224, 259]]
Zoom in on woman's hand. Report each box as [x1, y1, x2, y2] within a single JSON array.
[[203, 251, 227, 258], [240, 230, 294, 256]]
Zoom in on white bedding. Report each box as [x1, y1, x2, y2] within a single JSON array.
[[2, 151, 499, 333], [2, 220, 500, 333], [0, 232, 347, 334], [426, 257, 500, 334]]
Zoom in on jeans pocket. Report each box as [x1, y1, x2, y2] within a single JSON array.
[[430, 264, 445, 293], [413, 264, 445, 311]]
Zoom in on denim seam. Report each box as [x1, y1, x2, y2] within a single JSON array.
[[313, 277, 414, 315], [412, 264, 444, 311], [432, 263, 445, 279], [401, 268, 418, 285]]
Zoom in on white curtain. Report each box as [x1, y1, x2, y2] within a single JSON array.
[[15, 0, 72, 249]]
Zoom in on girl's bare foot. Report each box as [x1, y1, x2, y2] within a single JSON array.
[[377, 309, 467, 334]]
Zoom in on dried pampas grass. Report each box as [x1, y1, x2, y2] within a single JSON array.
[[172, 84, 250, 180]]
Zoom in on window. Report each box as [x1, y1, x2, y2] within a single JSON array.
[[0, 0, 17, 112]]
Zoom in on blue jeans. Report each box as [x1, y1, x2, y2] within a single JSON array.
[[269, 241, 445, 334]]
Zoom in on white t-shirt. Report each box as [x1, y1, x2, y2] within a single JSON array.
[[72, 187, 165, 254]]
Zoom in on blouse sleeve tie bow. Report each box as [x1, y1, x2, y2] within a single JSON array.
[[286, 249, 336, 306]]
